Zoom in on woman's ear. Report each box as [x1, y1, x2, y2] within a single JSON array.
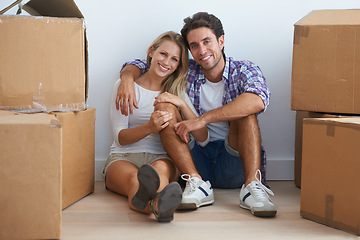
[[148, 46, 154, 58]]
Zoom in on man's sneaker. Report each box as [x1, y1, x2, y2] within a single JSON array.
[[177, 174, 214, 210], [239, 169, 277, 217]]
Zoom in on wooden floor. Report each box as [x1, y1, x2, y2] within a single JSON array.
[[61, 181, 358, 240]]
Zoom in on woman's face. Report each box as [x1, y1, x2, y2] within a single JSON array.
[[149, 40, 181, 79]]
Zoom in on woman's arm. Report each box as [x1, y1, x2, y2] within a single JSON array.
[[118, 110, 173, 145], [154, 92, 209, 144]]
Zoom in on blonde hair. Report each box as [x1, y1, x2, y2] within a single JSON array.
[[146, 31, 189, 97]]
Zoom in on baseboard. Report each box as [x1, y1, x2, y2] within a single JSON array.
[[95, 159, 294, 182], [266, 159, 294, 180], [95, 159, 106, 182]]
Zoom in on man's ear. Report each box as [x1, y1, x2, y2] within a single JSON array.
[[218, 35, 225, 50]]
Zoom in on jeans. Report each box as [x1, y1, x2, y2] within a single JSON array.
[[190, 138, 245, 189]]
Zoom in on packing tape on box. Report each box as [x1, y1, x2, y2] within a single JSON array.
[[294, 26, 309, 45]]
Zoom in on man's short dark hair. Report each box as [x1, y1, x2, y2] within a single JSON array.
[[181, 12, 225, 56]]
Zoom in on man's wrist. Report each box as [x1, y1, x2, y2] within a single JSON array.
[[198, 114, 209, 126]]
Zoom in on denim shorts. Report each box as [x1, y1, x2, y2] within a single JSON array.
[[190, 137, 245, 189]]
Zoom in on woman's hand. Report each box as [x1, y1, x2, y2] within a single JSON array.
[[153, 92, 185, 109], [146, 110, 173, 133]]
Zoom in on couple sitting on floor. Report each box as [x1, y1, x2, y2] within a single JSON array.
[[102, 12, 276, 222]]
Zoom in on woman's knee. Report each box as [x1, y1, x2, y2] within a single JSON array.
[[151, 159, 178, 180]]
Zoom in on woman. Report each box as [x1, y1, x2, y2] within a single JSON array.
[[103, 31, 208, 222]]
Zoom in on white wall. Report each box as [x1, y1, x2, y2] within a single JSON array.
[[2, 0, 359, 180], [76, 0, 360, 181]]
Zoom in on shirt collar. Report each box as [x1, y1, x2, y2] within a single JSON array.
[[196, 56, 230, 84], [222, 57, 230, 83]]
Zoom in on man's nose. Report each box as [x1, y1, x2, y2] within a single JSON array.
[[199, 44, 206, 55]]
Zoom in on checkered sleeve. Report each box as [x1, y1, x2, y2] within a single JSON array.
[[121, 59, 149, 75], [240, 61, 270, 112]]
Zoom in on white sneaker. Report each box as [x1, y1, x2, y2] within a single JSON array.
[[239, 169, 277, 217], [177, 174, 214, 210]]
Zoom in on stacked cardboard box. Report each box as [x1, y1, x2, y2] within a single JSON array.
[[0, 0, 95, 239], [291, 10, 360, 235]]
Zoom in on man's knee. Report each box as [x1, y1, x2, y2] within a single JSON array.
[[232, 114, 258, 127], [154, 102, 181, 121], [228, 114, 260, 149], [230, 115, 260, 136], [154, 102, 176, 112]]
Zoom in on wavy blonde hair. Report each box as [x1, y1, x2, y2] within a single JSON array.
[[146, 31, 189, 97]]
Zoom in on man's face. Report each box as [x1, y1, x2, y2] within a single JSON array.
[[187, 27, 224, 72]]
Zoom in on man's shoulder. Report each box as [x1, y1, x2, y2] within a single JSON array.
[[227, 57, 263, 77], [227, 57, 256, 70]]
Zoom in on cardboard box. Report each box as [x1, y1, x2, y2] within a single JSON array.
[[0, 112, 62, 240], [291, 10, 360, 114], [0, 0, 88, 112], [0, 108, 95, 239], [301, 117, 360, 235], [294, 111, 347, 188], [54, 108, 96, 209]]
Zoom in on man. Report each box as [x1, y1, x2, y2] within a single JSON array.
[[116, 12, 276, 217]]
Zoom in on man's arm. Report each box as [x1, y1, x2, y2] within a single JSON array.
[[174, 92, 264, 142], [116, 65, 141, 116]]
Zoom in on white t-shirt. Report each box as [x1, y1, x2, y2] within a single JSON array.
[[199, 79, 229, 141], [109, 78, 200, 154]]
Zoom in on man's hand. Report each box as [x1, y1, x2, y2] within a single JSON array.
[[115, 82, 138, 116], [116, 64, 142, 116], [174, 117, 206, 143]]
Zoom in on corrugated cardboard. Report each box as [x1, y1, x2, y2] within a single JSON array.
[[0, 108, 95, 239], [0, 0, 88, 112], [301, 118, 360, 235], [294, 111, 348, 188], [54, 108, 96, 209], [0, 113, 62, 240], [291, 10, 360, 114]]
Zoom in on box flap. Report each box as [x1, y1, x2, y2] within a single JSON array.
[[0, 112, 61, 126], [296, 9, 360, 26], [304, 117, 360, 127], [0, 111, 16, 117], [0, 0, 22, 15], [23, 0, 83, 18]]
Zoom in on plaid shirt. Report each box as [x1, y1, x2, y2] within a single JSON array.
[[122, 57, 270, 115]]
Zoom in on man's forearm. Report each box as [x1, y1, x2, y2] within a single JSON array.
[[120, 64, 142, 80], [200, 92, 265, 124]]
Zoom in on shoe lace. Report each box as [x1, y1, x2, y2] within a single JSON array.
[[250, 169, 274, 201], [181, 174, 198, 195]]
